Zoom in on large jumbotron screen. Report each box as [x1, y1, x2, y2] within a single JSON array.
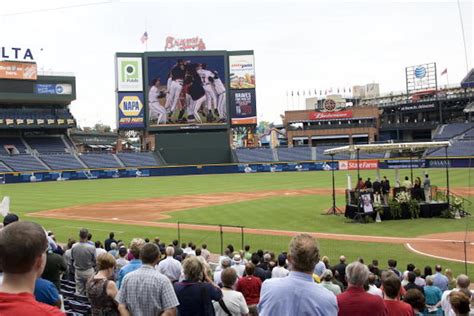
[[144, 51, 229, 130]]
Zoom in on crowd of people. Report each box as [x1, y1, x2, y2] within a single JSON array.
[[0, 215, 472, 316]]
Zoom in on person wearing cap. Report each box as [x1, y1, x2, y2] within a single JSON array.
[[2, 213, 19, 227], [320, 269, 341, 295], [231, 254, 245, 277], [271, 254, 289, 278]]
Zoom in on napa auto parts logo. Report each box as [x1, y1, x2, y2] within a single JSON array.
[[339, 160, 378, 170], [118, 93, 144, 128]]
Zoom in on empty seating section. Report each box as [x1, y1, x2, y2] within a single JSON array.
[[116, 152, 159, 167], [463, 128, 474, 139], [427, 140, 474, 157], [357, 152, 386, 159], [0, 137, 27, 154], [41, 154, 83, 170], [433, 123, 474, 140], [0, 155, 47, 172], [236, 148, 275, 162], [277, 147, 312, 161], [316, 146, 350, 160], [0, 108, 74, 120], [0, 162, 11, 172], [80, 153, 121, 168], [25, 136, 67, 153]]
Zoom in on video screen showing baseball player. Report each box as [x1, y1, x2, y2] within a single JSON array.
[[147, 55, 227, 126]]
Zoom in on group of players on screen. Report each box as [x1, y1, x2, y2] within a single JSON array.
[[148, 59, 227, 125]]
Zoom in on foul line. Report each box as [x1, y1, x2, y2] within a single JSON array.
[[405, 243, 474, 264]]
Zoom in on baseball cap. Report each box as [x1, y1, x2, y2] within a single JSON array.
[[321, 269, 333, 279], [3, 213, 19, 226]]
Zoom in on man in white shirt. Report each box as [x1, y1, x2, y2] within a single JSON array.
[[367, 273, 383, 298], [440, 274, 472, 316], [214, 258, 231, 286], [271, 254, 289, 278], [213, 268, 249, 316], [148, 78, 167, 125], [156, 247, 182, 283]]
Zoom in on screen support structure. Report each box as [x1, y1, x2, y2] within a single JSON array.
[[324, 154, 343, 215]]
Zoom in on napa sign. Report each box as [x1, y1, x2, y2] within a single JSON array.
[[118, 93, 145, 128], [1, 47, 34, 61]]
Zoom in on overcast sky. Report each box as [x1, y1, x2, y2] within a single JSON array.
[[1, 0, 472, 128]]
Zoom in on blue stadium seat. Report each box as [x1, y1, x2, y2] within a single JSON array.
[[0, 155, 48, 172], [79, 153, 121, 168], [116, 152, 160, 167], [41, 154, 83, 170], [25, 136, 67, 153], [236, 148, 275, 162], [277, 147, 312, 161]]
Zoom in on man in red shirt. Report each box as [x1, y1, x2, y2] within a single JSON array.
[[0, 221, 64, 315], [236, 263, 262, 314], [337, 261, 388, 316], [382, 274, 414, 316]]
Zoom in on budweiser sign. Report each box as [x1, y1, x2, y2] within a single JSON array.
[[164, 36, 206, 51], [309, 110, 353, 120], [339, 160, 378, 170]]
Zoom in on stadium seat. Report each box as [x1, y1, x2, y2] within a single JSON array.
[[116, 152, 160, 167]]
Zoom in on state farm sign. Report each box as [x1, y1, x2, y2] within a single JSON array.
[[338, 160, 378, 170], [309, 110, 353, 120]]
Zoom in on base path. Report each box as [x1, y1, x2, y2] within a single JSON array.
[[29, 188, 473, 263]]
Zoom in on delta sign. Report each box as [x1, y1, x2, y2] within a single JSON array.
[[118, 93, 145, 128]]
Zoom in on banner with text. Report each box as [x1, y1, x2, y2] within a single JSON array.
[[309, 110, 353, 120], [118, 92, 145, 128], [229, 54, 255, 89], [0, 61, 37, 80], [230, 89, 257, 125], [338, 160, 378, 170]]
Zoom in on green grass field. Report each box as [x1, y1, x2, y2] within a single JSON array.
[[1, 168, 472, 275]]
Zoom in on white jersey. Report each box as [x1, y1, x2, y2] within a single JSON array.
[[197, 69, 215, 85], [213, 77, 226, 94], [148, 85, 160, 103]]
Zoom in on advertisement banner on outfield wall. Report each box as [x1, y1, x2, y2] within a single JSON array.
[[116, 57, 143, 91], [230, 89, 257, 125], [229, 54, 255, 89], [118, 92, 145, 128], [338, 160, 378, 170]]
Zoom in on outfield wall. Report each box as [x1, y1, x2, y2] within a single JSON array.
[[0, 157, 472, 184]]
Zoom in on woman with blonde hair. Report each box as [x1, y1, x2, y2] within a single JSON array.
[[86, 253, 119, 316], [174, 256, 222, 316], [445, 268, 456, 290]]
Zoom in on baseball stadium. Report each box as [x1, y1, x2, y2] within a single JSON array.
[[0, 2, 473, 315]]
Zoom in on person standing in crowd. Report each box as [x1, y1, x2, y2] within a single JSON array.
[[213, 268, 249, 316], [320, 269, 341, 296], [381, 176, 391, 205], [433, 264, 449, 292], [174, 256, 223, 316], [356, 177, 365, 190], [387, 259, 402, 279], [403, 289, 427, 316], [423, 174, 431, 202], [373, 178, 382, 195], [382, 274, 414, 316], [86, 253, 119, 316], [0, 221, 64, 315], [250, 254, 271, 282], [271, 254, 289, 278], [231, 255, 245, 277], [365, 178, 373, 190], [334, 255, 347, 287], [118, 243, 179, 316], [71, 228, 96, 295], [448, 291, 471, 316], [337, 261, 387, 316], [236, 263, 262, 315], [201, 244, 211, 262], [34, 277, 61, 308], [157, 246, 182, 283], [404, 272, 424, 294], [423, 275, 443, 313], [258, 234, 338, 316], [42, 245, 67, 291], [441, 274, 472, 316], [214, 258, 231, 286], [104, 232, 117, 252], [117, 238, 145, 288], [402, 176, 412, 189]]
